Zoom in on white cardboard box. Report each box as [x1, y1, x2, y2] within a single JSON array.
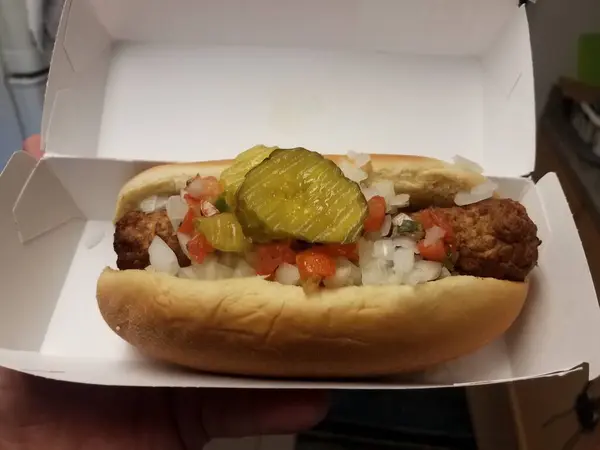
[[1, 0, 600, 389]]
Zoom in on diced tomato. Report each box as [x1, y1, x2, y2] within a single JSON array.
[[363, 196, 386, 233], [417, 209, 455, 248], [199, 176, 224, 202], [184, 194, 221, 218], [416, 210, 435, 229], [185, 176, 224, 203], [254, 241, 297, 276], [296, 249, 336, 280], [178, 209, 196, 235], [184, 193, 204, 216], [320, 243, 359, 262], [187, 233, 214, 264], [417, 239, 447, 263]]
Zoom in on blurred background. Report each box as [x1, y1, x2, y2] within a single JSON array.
[[0, 0, 59, 166], [1, 1, 600, 449]]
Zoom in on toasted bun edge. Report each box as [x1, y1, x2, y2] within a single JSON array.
[[97, 267, 528, 378]]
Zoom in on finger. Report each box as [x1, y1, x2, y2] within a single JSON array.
[[202, 389, 330, 437], [22, 134, 44, 160], [173, 389, 330, 447]]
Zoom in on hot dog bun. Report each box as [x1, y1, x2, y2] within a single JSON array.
[[112, 155, 488, 222], [98, 153, 528, 378]]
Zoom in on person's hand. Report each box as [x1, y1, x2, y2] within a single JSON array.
[[22, 134, 43, 160], [0, 368, 329, 449], [0, 136, 330, 449]]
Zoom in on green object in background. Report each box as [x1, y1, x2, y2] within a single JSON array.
[[578, 33, 600, 87]]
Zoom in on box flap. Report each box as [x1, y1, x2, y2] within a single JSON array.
[[12, 159, 84, 243], [505, 173, 600, 380], [0, 152, 37, 202], [0, 154, 85, 352], [0, 349, 584, 389]]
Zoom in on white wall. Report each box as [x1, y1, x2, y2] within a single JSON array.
[[528, 0, 600, 117]]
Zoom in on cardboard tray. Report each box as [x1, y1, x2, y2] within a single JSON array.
[[1, 0, 599, 388]]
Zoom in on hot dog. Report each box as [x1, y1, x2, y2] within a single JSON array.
[[96, 146, 541, 378]]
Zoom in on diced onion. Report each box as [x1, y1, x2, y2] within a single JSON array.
[[178, 266, 197, 279], [472, 179, 499, 196], [393, 247, 415, 278], [389, 194, 410, 208], [219, 252, 239, 268], [200, 200, 219, 217], [348, 151, 371, 168], [155, 196, 169, 210], [233, 259, 256, 278], [166, 195, 189, 230], [139, 195, 169, 213], [453, 155, 484, 174], [394, 247, 415, 276], [361, 260, 392, 286], [324, 258, 361, 288], [440, 267, 452, 278], [379, 215, 392, 237], [358, 238, 375, 265], [454, 179, 498, 206], [373, 239, 395, 260], [365, 231, 382, 241], [211, 263, 234, 280], [275, 263, 301, 285], [148, 236, 180, 275], [186, 177, 206, 198], [177, 232, 191, 259], [340, 161, 368, 183], [423, 226, 446, 247], [393, 236, 418, 253], [404, 261, 442, 286], [139, 196, 156, 213], [392, 213, 411, 227], [361, 186, 378, 201], [195, 254, 218, 267], [371, 180, 395, 208], [191, 257, 233, 279]]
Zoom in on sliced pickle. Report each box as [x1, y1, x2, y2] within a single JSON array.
[[220, 145, 278, 207], [194, 213, 249, 252], [236, 148, 368, 244]]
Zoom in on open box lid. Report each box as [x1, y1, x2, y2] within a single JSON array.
[[41, 0, 535, 178]]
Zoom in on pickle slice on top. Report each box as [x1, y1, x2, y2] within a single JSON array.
[[236, 148, 368, 243], [220, 145, 278, 208]]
